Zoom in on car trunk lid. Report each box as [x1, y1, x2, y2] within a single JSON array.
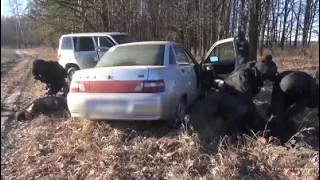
[[70, 66, 166, 93]]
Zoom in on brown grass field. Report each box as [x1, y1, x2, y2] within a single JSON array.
[[1, 46, 319, 179]]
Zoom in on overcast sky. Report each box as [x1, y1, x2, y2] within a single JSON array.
[[1, 0, 10, 16], [1, 0, 28, 16]]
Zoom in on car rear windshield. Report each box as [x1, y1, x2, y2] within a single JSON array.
[[96, 45, 165, 67], [111, 34, 137, 44]]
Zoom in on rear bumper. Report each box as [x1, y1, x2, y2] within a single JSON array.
[[67, 92, 167, 120]]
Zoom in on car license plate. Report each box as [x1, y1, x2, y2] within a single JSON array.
[[94, 101, 126, 114]]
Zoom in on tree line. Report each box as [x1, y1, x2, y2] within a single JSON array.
[[1, 0, 319, 58]]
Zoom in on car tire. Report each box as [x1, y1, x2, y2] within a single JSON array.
[[67, 67, 80, 81], [168, 97, 188, 129]]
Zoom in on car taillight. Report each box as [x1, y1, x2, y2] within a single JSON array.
[[70, 80, 165, 93], [136, 80, 165, 93], [70, 81, 87, 92]]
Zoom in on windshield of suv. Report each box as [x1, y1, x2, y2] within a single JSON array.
[[95, 44, 165, 67], [111, 34, 137, 44]]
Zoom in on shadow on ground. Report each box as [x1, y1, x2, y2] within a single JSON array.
[[1, 58, 21, 78], [1, 50, 22, 78]]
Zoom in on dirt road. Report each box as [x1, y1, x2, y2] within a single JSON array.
[[1, 48, 39, 174]]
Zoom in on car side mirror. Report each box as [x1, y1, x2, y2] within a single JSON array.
[[209, 56, 219, 63]]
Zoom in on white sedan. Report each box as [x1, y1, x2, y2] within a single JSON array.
[[67, 41, 202, 125]]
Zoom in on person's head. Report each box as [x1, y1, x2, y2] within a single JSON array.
[[16, 110, 33, 121], [238, 31, 246, 40], [264, 55, 273, 62], [33, 59, 48, 74], [254, 56, 278, 81]]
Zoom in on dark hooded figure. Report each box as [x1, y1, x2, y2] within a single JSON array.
[[32, 59, 69, 97], [211, 55, 278, 136], [267, 70, 319, 143], [16, 96, 69, 121], [235, 31, 250, 65]]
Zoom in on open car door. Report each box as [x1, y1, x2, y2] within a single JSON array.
[[201, 38, 239, 79], [93, 36, 115, 61], [200, 37, 241, 89]]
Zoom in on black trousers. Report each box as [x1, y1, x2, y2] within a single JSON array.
[[212, 91, 263, 135], [47, 80, 68, 95]]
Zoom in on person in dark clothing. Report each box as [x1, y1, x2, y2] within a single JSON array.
[[211, 55, 278, 136], [32, 59, 69, 97], [236, 54, 274, 70], [235, 31, 250, 65], [266, 70, 319, 143], [16, 96, 69, 121]]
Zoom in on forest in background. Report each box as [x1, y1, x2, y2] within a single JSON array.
[[1, 0, 319, 59]]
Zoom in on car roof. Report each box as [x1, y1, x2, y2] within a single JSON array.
[[216, 37, 234, 44], [61, 32, 129, 37], [115, 41, 180, 47]]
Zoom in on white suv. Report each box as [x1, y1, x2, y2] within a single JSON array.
[[57, 32, 137, 80]]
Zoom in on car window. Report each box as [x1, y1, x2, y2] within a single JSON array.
[[110, 34, 137, 44], [96, 45, 165, 67], [183, 49, 195, 65], [73, 37, 94, 51], [60, 37, 72, 50], [99, 37, 114, 47], [210, 41, 235, 61], [172, 45, 189, 65], [169, 46, 176, 65]]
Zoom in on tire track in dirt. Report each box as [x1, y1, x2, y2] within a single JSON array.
[[1, 49, 38, 172]]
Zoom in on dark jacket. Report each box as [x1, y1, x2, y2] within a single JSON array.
[[271, 71, 319, 119], [221, 62, 264, 101], [236, 39, 250, 64], [32, 59, 67, 85], [16, 96, 68, 121], [212, 59, 279, 134]]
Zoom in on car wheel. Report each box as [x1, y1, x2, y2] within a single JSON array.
[[67, 67, 79, 81]]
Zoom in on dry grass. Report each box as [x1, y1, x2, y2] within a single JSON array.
[[260, 47, 319, 73], [1, 46, 319, 179], [3, 117, 319, 179]]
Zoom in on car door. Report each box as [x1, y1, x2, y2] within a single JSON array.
[[93, 36, 115, 60], [183, 48, 201, 103], [172, 44, 198, 104], [57, 36, 74, 68], [73, 36, 98, 69], [201, 38, 237, 80]]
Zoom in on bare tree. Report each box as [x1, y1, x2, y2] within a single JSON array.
[[8, 0, 25, 48], [280, 0, 291, 49], [249, 0, 262, 60], [293, 0, 303, 47], [308, 0, 319, 46], [260, 0, 271, 55], [2, 0, 317, 55], [302, 0, 312, 47]]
